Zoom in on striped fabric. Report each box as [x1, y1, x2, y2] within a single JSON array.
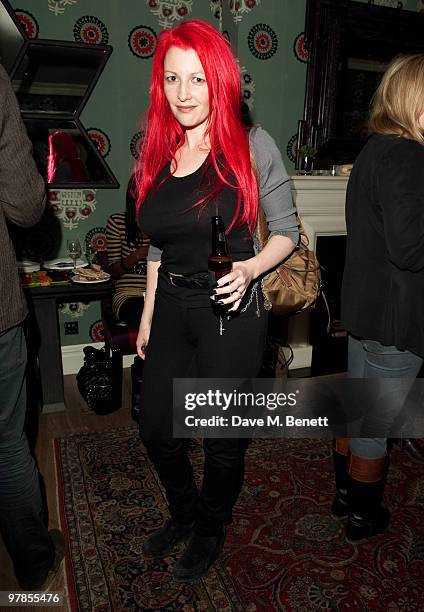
[[106, 212, 149, 318]]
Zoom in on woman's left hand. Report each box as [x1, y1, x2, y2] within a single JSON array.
[[214, 260, 256, 312]]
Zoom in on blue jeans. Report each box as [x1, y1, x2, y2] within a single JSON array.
[[0, 325, 54, 588], [347, 335, 423, 459]]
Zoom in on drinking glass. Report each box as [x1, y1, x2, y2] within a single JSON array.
[[67, 238, 82, 271], [86, 245, 96, 266]]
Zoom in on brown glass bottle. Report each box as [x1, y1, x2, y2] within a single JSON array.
[[208, 215, 232, 313]]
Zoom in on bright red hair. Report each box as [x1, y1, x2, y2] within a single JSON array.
[[135, 19, 258, 232], [47, 131, 88, 183]]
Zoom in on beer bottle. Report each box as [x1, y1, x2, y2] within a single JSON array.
[[208, 215, 232, 313]]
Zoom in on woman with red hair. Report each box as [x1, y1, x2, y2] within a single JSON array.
[[47, 131, 88, 183], [135, 19, 298, 581]]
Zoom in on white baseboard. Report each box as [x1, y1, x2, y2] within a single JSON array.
[[61, 342, 135, 375]]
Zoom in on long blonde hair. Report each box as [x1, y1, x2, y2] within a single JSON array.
[[368, 54, 424, 145]]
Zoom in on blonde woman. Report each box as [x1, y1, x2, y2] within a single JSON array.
[[332, 55, 424, 543]]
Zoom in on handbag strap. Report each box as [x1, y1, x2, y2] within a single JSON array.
[[249, 146, 269, 249], [249, 139, 308, 250]]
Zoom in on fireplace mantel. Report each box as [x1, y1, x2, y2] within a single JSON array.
[[286, 175, 349, 371], [290, 175, 348, 245]]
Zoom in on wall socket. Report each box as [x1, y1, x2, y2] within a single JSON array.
[[64, 321, 79, 335]]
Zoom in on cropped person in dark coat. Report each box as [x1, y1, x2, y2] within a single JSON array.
[[0, 64, 65, 589], [332, 54, 424, 543]]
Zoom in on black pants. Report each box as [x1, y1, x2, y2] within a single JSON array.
[[0, 325, 54, 588], [118, 296, 144, 327], [139, 288, 268, 536]]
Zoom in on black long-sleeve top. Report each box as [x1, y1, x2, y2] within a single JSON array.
[[341, 133, 424, 357], [139, 127, 299, 307]]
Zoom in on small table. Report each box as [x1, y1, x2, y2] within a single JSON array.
[[25, 281, 113, 412]]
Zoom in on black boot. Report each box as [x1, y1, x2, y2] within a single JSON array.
[[331, 438, 349, 519], [131, 356, 143, 422], [142, 519, 194, 558], [345, 453, 390, 543], [172, 530, 225, 582]]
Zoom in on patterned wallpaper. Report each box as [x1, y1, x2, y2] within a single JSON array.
[[8, 0, 420, 347]]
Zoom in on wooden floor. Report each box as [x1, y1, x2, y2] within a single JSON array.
[[0, 369, 134, 612]]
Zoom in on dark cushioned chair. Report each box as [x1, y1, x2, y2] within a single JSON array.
[[98, 251, 139, 409]]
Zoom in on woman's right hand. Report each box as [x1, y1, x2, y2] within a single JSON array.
[[136, 260, 160, 359], [136, 324, 151, 359]]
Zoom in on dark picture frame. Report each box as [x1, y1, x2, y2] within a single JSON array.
[[300, 0, 424, 166]]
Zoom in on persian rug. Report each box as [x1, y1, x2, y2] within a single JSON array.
[[55, 428, 424, 611]]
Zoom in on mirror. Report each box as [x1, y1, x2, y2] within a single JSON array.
[[301, 0, 424, 166], [0, 0, 119, 188], [12, 41, 110, 116], [25, 119, 117, 188]]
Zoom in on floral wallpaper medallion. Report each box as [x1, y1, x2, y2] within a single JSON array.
[[240, 66, 255, 112], [286, 134, 298, 164], [49, 190, 97, 230], [87, 128, 111, 158], [248, 24, 278, 60], [130, 130, 145, 160], [128, 25, 157, 59], [146, 0, 193, 29], [59, 302, 90, 318], [89, 320, 105, 342], [73, 16, 109, 45], [293, 32, 309, 63], [230, 0, 261, 23], [212, 0, 261, 24], [15, 9, 39, 38], [84, 227, 108, 253], [48, 0, 78, 16], [210, 0, 221, 20]]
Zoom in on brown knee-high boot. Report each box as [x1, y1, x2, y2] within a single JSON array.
[[331, 437, 350, 519], [345, 452, 390, 543]]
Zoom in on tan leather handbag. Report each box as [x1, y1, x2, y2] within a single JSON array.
[[255, 199, 321, 316]]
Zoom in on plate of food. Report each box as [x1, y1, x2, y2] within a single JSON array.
[[71, 265, 110, 284], [17, 260, 41, 273]]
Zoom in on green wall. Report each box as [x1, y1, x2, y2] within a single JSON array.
[[8, 0, 419, 347]]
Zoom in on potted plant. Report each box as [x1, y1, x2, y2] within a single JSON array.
[[298, 144, 317, 174]]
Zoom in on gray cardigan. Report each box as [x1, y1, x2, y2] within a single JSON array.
[[0, 65, 46, 332], [147, 126, 299, 262]]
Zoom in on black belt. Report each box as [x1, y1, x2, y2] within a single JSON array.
[[160, 265, 209, 289]]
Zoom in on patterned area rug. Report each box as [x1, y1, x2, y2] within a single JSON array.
[[55, 428, 424, 611]]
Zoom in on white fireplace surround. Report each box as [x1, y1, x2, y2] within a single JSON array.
[[61, 175, 349, 375], [287, 175, 348, 370], [291, 175, 348, 246]]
